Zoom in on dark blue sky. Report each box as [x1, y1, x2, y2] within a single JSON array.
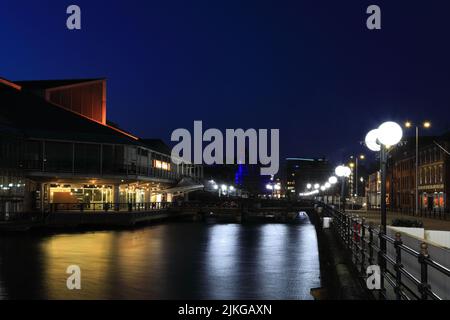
[[2, 0, 450, 164]]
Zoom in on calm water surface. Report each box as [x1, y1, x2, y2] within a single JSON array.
[[0, 220, 321, 300]]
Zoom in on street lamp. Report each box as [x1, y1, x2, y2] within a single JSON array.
[[335, 165, 351, 212], [365, 121, 403, 280], [349, 154, 365, 197], [328, 176, 338, 184], [306, 183, 312, 189], [404, 121, 431, 215], [314, 183, 320, 190]]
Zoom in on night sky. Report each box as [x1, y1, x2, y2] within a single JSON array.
[[2, 0, 450, 165]]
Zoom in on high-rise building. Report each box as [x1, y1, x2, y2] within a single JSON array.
[[286, 157, 332, 198]]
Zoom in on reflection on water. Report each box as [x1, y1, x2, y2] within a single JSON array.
[[0, 220, 320, 300]]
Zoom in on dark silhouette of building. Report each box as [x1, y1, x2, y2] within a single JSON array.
[[285, 157, 332, 198]]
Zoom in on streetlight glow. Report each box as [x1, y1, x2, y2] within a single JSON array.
[[335, 165, 351, 177], [377, 121, 403, 146], [306, 183, 312, 189], [423, 121, 431, 128], [314, 183, 320, 189], [329, 176, 338, 184], [365, 129, 381, 152]]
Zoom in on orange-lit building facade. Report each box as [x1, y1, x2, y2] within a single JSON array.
[[384, 136, 450, 213]]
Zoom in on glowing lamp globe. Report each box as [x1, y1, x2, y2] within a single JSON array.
[[377, 121, 403, 146], [306, 183, 312, 189], [320, 186, 326, 191], [329, 176, 338, 184], [365, 129, 381, 152], [335, 166, 343, 177], [335, 165, 351, 177], [343, 166, 351, 177], [314, 183, 320, 189], [325, 182, 331, 188]]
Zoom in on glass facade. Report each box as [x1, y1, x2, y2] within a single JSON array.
[[21, 139, 202, 181]]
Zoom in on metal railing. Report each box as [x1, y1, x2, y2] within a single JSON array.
[[388, 207, 449, 220], [321, 203, 450, 300], [49, 202, 173, 213]]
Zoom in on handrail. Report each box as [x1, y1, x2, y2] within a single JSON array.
[[317, 201, 450, 300]]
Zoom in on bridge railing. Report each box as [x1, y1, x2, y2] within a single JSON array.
[[320, 203, 450, 300]]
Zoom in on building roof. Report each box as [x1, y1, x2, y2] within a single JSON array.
[[0, 81, 141, 146], [286, 157, 327, 161], [14, 78, 105, 90], [140, 139, 172, 155]]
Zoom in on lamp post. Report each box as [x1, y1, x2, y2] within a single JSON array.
[[365, 122, 403, 232], [365, 121, 403, 295], [350, 154, 365, 197], [365, 121, 403, 298], [405, 121, 431, 215], [328, 176, 338, 205], [335, 165, 351, 212]]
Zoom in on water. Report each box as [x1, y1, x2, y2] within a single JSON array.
[[0, 220, 321, 300]]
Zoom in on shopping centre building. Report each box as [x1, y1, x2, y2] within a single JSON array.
[[0, 77, 203, 214]]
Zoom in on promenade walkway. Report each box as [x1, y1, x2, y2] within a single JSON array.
[[346, 209, 450, 231]]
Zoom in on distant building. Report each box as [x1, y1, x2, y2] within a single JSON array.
[[389, 135, 449, 213], [285, 157, 332, 198], [0, 77, 203, 216], [367, 133, 450, 213], [366, 171, 381, 209]]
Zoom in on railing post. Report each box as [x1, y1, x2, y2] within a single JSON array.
[[347, 215, 352, 249], [360, 217, 366, 275], [353, 215, 359, 264], [377, 225, 386, 300], [368, 223, 374, 266], [394, 232, 403, 300], [418, 242, 431, 300]]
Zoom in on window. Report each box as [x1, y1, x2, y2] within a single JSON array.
[[424, 168, 428, 184], [45, 142, 73, 172], [153, 159, 171, 171], [74, 143, 101, 173]]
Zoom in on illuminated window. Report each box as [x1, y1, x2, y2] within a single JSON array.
[[434, 195, 439, 207], [153, 159, 171, 171]]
